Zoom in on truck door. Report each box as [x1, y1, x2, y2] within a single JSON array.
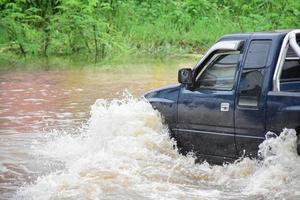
[[235, 40, 272, 157], [176, 50, 242, 159]]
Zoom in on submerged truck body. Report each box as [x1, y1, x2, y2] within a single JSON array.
[[144, 30, 300, 164]]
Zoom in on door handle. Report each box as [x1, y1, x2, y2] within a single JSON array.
[[220, 103, 230, 112]]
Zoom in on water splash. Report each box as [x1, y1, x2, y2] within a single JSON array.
[[17, 95, 300, 200]]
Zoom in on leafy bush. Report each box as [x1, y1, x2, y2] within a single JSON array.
[[0, 0, 299, 64]]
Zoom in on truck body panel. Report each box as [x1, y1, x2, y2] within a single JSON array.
[[176, 87, 236, 158], [144, 30, 300, 164]]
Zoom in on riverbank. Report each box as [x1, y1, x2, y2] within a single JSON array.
[[1, 1, 299, 72], [0, 52, 201, 71]]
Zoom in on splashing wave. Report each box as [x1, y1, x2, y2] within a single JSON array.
[[17, 95, 300, 200]]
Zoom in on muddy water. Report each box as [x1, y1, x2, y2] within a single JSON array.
[[1, 62, 300, 200], [0, 62, 180, 199]]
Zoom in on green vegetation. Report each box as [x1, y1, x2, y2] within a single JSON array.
[[0, 0, 300, 68]]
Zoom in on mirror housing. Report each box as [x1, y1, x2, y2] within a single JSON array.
[[178, 68, 193, 85]]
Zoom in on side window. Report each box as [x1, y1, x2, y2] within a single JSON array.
[[281, 60, 300, 81], [238, 69, 264, 107], [244, 41, 271, 69], [197, 53, 240, 90], [279, 43, 300, 92], [281, 45, 300, 82], [238, 40, 271, 107]]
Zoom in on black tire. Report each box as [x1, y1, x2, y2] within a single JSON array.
[[296, 127, 300, 155]]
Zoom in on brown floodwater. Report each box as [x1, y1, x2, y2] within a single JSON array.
[[1, 60, 300, 200], [0, 67, 178, 135], [0, 61, 185, 199]]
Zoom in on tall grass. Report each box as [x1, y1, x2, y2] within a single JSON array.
[[0, 0, 299, 68]]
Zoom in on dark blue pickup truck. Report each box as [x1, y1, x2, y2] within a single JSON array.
[[144, 30, 300, 164]]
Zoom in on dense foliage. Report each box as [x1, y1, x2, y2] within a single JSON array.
[[0, 0, 300, 64]]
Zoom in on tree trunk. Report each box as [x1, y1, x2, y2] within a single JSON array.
[[43, 23, 50, 58], [93, 25, 99, 63]]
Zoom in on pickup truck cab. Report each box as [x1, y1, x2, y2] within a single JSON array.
[[144, 30, 300, 164]]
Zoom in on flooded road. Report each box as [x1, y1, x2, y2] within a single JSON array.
[[1, 61, 300, 200], [0, 61, 180, 199], [0, 63, 179, 135]]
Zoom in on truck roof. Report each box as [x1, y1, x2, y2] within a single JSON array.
[[219, 30, 290, 42]]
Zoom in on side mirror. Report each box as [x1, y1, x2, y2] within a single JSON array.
[[178, 68, 193, 85]]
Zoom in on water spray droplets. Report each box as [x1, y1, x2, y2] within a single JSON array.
[[17, 95, 300, 200]]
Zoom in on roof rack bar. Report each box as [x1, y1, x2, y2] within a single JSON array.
[[273, 30, 300, 92], [285, 57, 300, 60], [289, 32, 300, 58]]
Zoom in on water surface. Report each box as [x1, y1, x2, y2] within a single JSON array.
[[0, 62, 181, 198], [1, 61, 300, 200]]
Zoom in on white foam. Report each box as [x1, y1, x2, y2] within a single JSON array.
[[17, 95, 300, 200]]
